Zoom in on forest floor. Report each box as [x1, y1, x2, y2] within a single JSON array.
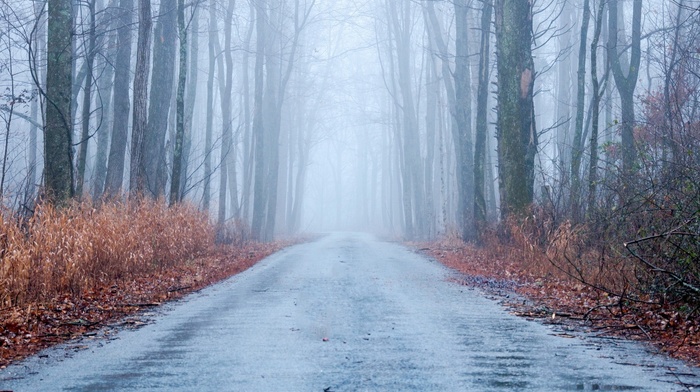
[[0, 240, 292, 368], [414, 238, 700, 367]]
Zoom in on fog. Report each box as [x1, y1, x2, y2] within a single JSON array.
[[0, 0, 698, 241]]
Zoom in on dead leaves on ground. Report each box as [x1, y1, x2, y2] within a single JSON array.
[[0, 241, 289, 368], [414, 239, 700, 366]]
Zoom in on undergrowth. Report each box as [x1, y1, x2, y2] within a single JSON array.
[[0, 198, 215, 308], [423, 208, 700, 364]]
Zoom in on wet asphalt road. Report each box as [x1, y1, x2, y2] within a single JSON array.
[[2, 232, 700, 391]]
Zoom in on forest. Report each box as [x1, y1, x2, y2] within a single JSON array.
[[0, 0, 699, 364]]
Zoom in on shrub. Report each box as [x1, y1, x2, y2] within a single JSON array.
[[0, 199, 214, 307]]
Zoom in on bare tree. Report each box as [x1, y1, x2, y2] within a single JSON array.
[[104, 0, 133, 196], [607, 0, 641, 177], [129, 0, 152, 194]]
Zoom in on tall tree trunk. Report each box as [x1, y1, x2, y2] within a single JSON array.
[[145, 0, 177, 197], [388, 0, 424, 240], [608, 0, 641, 177], [76, 0, 97, 197], [28, 0, 47, 201], [261, 1, 281, 241], [45, 0, 75, 203], [494, 0, 537, 219], [104, 0, 133, 196], [241, 0, 255, 221], [216, 0, 239, 225], [92, 11, 116, 200], [203, 0, 216, 209], [129, 0, 152, 195], [180, 8, 199, 198], [179, 6, 199, 197], [169, 0, 187, 205], [454, 0, 475, 241], [251, 0, 267, 240], [570, 0, 591, 220], [587, 0, 605, 214], [424, 53, 438, 238], [662, 0, 683, 165], [556, 0, 573, 196], [474, 0, 492, 235], [423, 1, 467, 238]]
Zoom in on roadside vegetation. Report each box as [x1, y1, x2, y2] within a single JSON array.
[[0, 199, 285, 367], [421, 191, 700, 364]]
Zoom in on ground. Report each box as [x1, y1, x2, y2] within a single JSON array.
[[2, 233, 698, 391], [414, 237, 700, 366]]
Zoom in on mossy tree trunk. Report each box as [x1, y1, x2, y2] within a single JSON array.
[[494, 0, 537, 219], [45, 0, 75, 203]]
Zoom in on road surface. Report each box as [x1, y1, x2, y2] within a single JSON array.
[[2, 232, 699, 391]]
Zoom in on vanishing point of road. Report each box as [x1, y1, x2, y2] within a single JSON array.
[[2, 232, 699, 391]]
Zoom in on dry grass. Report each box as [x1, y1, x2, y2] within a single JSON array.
[[0, 199, 214, 308], [417, 212, 700, 365]]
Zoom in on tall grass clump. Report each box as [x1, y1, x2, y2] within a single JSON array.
[[0, 199, 214, 307]]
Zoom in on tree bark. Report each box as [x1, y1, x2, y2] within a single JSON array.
[[474, 0, 492, 234], [556, 0, 573, 190], [76, 0, 97, 197], [179, 6, 199, 197], [92, 10, 116, 200], [454, 0, 475, 241], [203, 0, 217, 210], [129, 0, 152, 195], [251, 0, 267, 240], [169, 0, 187, 205], [241, 0, 256, 221], [45, 0, 75, 203], [587, 0, 605, 214], [494, 0, 537, 219], [387, 0, 425, 240], [104, 0, 133, 196], [607, 0, 641, 177], [145, 0, 177, 197], [570, 0, 591, 220], [215, 0, 239, 225]]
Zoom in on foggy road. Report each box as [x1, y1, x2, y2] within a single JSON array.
[[2, 232, 699, 391]]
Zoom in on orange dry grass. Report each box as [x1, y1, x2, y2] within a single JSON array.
[[416, 220, 700, 365], [0, 199, 213, 308]]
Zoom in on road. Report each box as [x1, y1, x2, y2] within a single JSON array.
[[2, 232, 699, 391]]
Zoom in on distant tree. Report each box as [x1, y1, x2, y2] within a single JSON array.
[[587, 0, 605, 214], [570, 0, 591, 220], [454, 0, 475, 241], [145, 0, 177, 197], [104, 0, 133, 196], [386, 0, 425, 240], [250, 0, 267, 240], [213, 0, 238, 224], [202, 0, 217, 210], [607, 0, 641, 177], [129, 0, 152, 194], [169, 0, 188, 205], [76, 0, 97, 197], [92, 4, 117, 200], [44, 0, 74, 203]]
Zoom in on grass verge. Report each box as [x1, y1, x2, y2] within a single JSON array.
[[414, 230, 700, 366], [0, 199, 291, 367]]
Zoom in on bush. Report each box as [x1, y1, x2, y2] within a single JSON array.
[[0, 199, 214, 307]]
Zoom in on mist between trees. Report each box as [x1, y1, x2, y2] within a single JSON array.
[[0, 0, 698, 267]]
